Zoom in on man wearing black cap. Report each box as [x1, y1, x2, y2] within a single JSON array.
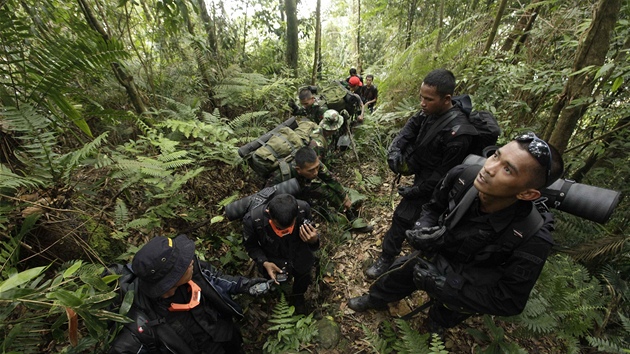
[[109, 234, 267, 354]]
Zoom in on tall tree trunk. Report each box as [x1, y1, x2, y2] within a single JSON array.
[[311, 0, 321, 85], [434, 0, 445, 54], [285, 0, 298, 76], [77, 0, 146, 115], [197, 0, 218, 55], [512, 10, 538, 56], [547, 0, 621, 153], [483, 0, 508, 55], [242, 0, 249, 60], [405, 0, 418, 49], [182, 3, 214, 102], [501, 0, 539, 53], [356, 0, 362, 72]]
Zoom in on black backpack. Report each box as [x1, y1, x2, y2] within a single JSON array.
[[452, 94, 501, 156]]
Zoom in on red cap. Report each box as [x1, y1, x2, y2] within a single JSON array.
[[349, 76, 362, 87]]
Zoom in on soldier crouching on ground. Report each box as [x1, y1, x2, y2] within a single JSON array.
[[242, 194, 319, 314], [266, 146, 373, 233]]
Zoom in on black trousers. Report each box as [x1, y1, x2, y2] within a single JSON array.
[[368, 254, 472, 328], [256, 258, 312, 297], [381, 196, 429, 259]]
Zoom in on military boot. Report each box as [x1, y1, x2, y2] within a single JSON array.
[[365, 255, 394, 279]]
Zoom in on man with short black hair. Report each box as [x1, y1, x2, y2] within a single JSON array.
[[109, 235, 267, 354], [366, 68, 477, 279], [348, 135, 564, 337], [242, 194, 320, 313], [290, 87, 328, 124], [360, 74, 378, 113], [345, 67, 363, 85], [265, 146, 371, 230]]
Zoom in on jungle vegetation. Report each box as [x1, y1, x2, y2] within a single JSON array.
[[0, 0, 628, 352]]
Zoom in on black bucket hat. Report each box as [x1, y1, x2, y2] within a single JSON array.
[[132, 235, 195, 298]]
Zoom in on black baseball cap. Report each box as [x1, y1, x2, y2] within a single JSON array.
[[132, 235, 195, 298]]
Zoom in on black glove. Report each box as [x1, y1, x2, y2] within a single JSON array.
[[405, 226, 445, 252], [387, 149, 404, 174], [412, 258, 445, 295], [242, 277, 269, 295], [397, 185, 420, 199]]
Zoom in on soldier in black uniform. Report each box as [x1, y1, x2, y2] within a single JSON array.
[[367, 69, 477, 278], [349, 134, 564, 336], [242, 194, 320, 314], [109, 235, 268, 354]]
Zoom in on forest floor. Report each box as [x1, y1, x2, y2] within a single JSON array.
[[220, 148, 566, 354]]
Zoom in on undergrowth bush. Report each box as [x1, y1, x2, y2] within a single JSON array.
[[263, 293, 318, 353]]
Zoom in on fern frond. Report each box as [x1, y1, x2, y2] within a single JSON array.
[[566, 233, 628, 262], [0, 164, 45, 190], [166, 167, 204, 193], [360, 323, 394, 354], [228, 111, 270, 130], [157, 150, 189, 162], [2, 105, 60, 181], [392, 319, 431, 353], [263, 293, 317, 353], [58, 132, 110, 180], [160, 159, 194, 169], [114, 199, 129, 227], [586, 335, 628, 353]]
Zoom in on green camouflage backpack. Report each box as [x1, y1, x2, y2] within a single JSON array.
[[239, 119, 321, 179], [318, 81, 353, 113]]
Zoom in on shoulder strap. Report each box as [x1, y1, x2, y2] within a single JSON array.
[[252, 204, 266, 235], [417, 110, 459, 148], [502, 204, 544, 247], [447, 164, 483, 214], [444, 185, 478, 230], [278, 160, 292, 182]]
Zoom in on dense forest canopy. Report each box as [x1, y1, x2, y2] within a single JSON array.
[[1, 0, 629, 352]]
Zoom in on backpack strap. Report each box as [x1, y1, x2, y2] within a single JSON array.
[[417, 110, 459, 148], [251, 203, 267, 235], [278, 160, 292, 182], [447, 164, 483, 214]]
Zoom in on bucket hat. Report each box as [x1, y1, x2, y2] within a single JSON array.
[[320, 109, 344, 131], [132, 235, 195, 298]]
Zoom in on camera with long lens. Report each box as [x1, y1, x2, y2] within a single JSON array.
[[462, 154, 621, 224], [224, 178, 301, 221]]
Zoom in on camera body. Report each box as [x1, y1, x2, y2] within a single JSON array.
[[462, 154, 621, 224], [248, 272, 289, 296]]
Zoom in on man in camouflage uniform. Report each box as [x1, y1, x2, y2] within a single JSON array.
[[266, 146, 372, 232], [289, 87, 328, 124], [266, 146, 350, 212], [313, 109, 351, 163]]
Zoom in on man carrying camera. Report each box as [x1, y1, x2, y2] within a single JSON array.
[[348, 134, 564, 337], [109, 235, 268, 354], [242, 193, 320, 314], [366, 68, 476, 279]]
